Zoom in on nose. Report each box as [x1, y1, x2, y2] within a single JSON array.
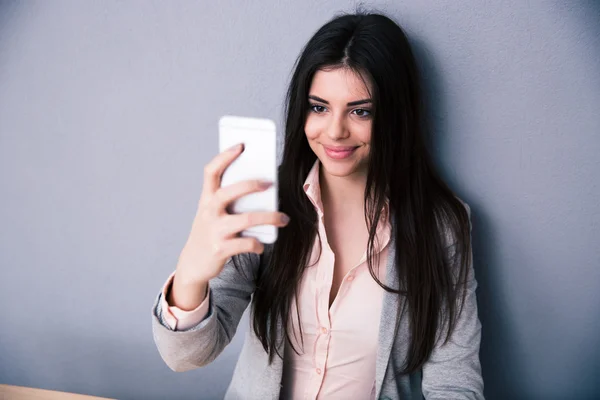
[[325, 114, 349, 141]]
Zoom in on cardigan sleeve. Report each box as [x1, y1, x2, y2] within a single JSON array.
[[151, 250, 264, 372], [421, 202, 485, 399]]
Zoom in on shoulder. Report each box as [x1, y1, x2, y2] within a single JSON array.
[[457, 197, 472, 218], [436, 196, 472, 250]]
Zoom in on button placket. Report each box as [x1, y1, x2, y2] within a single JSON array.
[[315, 235, 334, 392], [314, 315, 330, 380]]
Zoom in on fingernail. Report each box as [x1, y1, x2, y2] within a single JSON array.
[[281, 214, 290, 224], [259, 181, 273, 189], [227, 143, 243, 152]]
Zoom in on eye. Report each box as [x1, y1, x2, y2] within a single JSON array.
[[352, 108, 371, 117], [309, 104, 327, 113]]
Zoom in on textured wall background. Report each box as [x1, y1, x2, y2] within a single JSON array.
[[1, 1, 598, 399]]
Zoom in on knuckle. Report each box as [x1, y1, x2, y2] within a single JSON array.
[[204, 163, 218, 177], [255, 241, 265, 254], [246, 239, 261, 253], [212, 194, 228, 212]]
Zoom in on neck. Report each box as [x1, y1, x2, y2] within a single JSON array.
[[319, 166, 367, 215]]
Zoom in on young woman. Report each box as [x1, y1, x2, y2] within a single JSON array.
[[152, 11, 484, 400]]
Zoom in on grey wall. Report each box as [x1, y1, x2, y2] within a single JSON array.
[[1, 1, 598, 399]]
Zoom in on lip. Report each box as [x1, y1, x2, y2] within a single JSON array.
[[323, 145, 359, 160], [323, 145, 359, 151]]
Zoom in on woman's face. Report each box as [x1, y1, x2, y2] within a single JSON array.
[[305, 67, 373, 179]]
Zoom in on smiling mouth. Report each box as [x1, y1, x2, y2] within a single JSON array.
[[323, 145, 359, 160]]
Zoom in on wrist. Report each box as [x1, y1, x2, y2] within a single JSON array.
[[173, 270, 209, 291], [168, 274, 209, 311]]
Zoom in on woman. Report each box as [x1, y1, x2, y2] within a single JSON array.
[[152, 11, 484, 400]]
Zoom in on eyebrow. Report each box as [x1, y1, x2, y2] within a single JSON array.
[[308, 95, 372, 107]]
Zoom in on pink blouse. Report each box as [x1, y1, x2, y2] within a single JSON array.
[[160, 160, 391, 399]]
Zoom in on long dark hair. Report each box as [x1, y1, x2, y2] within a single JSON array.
[[248, 11, 472, 374]]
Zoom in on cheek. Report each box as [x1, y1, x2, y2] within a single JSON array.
[[356, 124, 372, 145], [304, 115, 322, 141]]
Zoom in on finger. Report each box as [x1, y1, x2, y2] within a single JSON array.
[[202, 143, 244, 195], [213, 179, 273, 211], [218, 237, 265, 258], [219, 212, 290, 237]]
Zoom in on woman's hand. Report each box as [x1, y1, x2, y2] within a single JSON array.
[[176, 143, 290, 286]]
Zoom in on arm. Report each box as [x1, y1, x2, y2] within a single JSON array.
[[151, 142, 288, 373], [151, 249, 266, 372], [421, 202, 485, 399]]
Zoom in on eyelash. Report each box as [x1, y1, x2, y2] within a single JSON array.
[[309, 103, 372, 118]]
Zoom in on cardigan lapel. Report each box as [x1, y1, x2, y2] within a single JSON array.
[[374, 218, 409, 399]]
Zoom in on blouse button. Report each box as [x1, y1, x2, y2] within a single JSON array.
[[347, 275, 355, 281], [316, 368, 322, 375], [321, 327, 328, 334]]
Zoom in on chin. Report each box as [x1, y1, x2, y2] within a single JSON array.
[[317, 153, 367, 178]]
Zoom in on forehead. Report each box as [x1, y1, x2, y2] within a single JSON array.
[[309, 68, 372, 102]]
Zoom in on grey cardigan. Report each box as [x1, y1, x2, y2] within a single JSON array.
[[152, 204, 484, 399]]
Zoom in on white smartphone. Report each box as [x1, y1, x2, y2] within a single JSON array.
[[218, 115, 278, 244]]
